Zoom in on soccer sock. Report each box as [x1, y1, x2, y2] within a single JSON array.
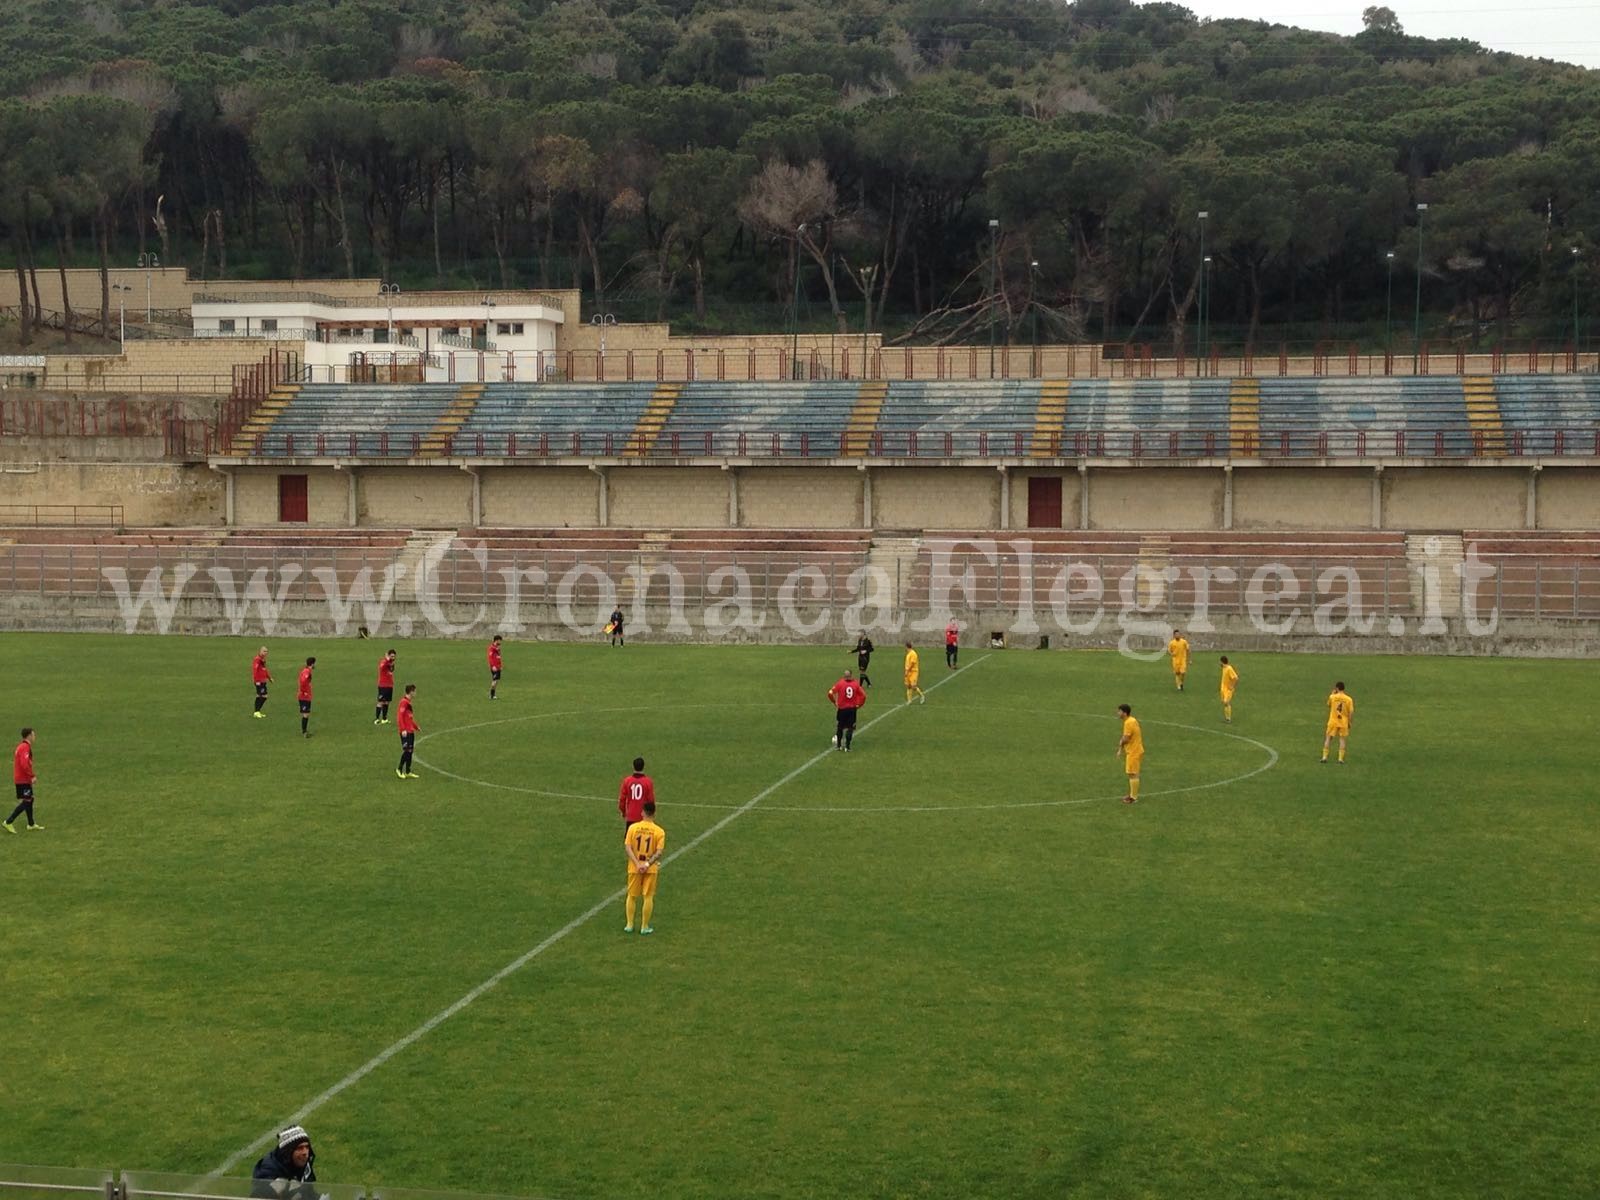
[[375, 705, 382, 721], [301, 716, 309, 735], [1130, 777, 1141, 799], [4, 804, 23, 825], [844, 727, 854, 748], [626, 896, 636, 926], [641, 896, 655, 927], [254, 696, 266, 712], [1224, 703, 1232, 721], [1321, 747, 1329, 761], [1338, 745, 1346, 763]]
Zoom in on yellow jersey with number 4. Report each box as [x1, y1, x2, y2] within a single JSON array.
[[1168, 637, 1189, 672], [1220, 663, 1239, 697], [1326, 690, 1354, 732]]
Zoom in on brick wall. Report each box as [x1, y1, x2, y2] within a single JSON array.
[[1086, 468, 1224, 530], [739, 468, 862, 528], [358, 467, 471, 528], [608, 468, 728, 527], [480, 467, 600, 527], [5, 461, 223, 525], [874, 468, 1000, 528]]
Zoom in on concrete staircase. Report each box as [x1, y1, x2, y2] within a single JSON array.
[[1029, 381, 1070, 457], [1136, 534, 1172, 609], [228, 383, 299, 456], [395, 530, 457, 600], [843, 382, 887, 456], [1228, 378, 1260, 457], [625, 384, 682, 457], [1406, 533, 1464, 620], [868, 536, 922, 610], [421, 384, 483, 457], [616, 533, 669, 603], [1461, 377, 1506, 456]]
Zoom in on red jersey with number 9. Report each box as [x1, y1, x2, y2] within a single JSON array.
[[829, 678, 866, 710]]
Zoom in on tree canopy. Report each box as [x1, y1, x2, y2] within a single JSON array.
[[2, 0, 1597, 348]]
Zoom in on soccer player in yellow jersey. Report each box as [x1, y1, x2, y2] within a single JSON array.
[[1167, 628, 1190, 691], [1322, 681, 1355, 764], [903, 641, 926, 705], [1116, 703, 1144, 804], [1219, 656, 1239, 723], [624, 801, 667, 935]]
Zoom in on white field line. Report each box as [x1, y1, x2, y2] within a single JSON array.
[[210, 655, 991, 1178]]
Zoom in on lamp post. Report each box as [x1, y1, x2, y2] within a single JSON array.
[[1385, 250, 1395, 359], [380, 282, 400, 344], [791, 223, 806, 380], [1572, 247, 1581, 365], [988, 218, 1000, 379], [137, 252, 158, 322], [1029, 259, 1041, 376], [111, 283, 130, 348], [1197, 211, 1209, 364], [1202, 255, 1213, 374], [1412, 203, 1428, 374], [857, 263, 877, 379], [482, 295, 496, 350]]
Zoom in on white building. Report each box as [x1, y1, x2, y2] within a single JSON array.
[[190, 289, 566, 382]]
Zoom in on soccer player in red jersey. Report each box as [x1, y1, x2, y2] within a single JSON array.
[[375, 649, 397, 724], [944, 620, 960, 669], [4, 728, 40, 832], [619, 756, 655, 831], [252, 646, 273, 718], [487, 634, 503, 700], [395, 685, 420, 779], [826, 669, 867, 751], [297, 657, 316, 738]]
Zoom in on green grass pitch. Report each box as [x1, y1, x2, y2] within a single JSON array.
[[2, 632, 1597, 1199]]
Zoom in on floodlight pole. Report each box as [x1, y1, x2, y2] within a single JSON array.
[[1412, 203, 1428, 374], [1197, 211, 1209, 365], [988, 218, 1000, 379]]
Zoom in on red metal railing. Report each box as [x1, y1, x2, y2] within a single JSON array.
[[232, 426, 1600, 460]]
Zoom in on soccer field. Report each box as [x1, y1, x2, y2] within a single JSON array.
[[3, 633, 1597, 1199]]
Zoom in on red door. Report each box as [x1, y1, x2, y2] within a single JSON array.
[[278, 474, 309, 523], [1027, 475, 1063, 528]]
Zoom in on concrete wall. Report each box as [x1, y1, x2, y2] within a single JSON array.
[[1086, 468, 1223, 530], [235, 467, 346, 526], [608, 468, 728, 528], [1234, 468, 1372, 529], [41, 339, 286, 393], [357, 467, 472, 528], [1383, 467, 1525, 530], [0, 461, 222, 525], [480, 467, 600, 527], [739, 468, 863, 528], [1535, 468, 1600, 529], [874, 468, 1000, 528]]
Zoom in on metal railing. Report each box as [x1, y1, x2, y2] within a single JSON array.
[[221, 426, 1600, 461], [0, 504, 124, 527], [1, 540, 1595, 621]]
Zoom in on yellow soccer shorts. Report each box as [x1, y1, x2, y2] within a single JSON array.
[[905, 673, 919, 687], [1221, 689, 1235, 703], [1325, 721, 1349, 738], [1125, 753, 1143, 778], [626, 870, 659, 898]]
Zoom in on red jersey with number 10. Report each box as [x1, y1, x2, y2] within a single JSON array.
[[14, 741, 34, 785], [487, 641, 502, 670], [298, 667, 314, 701], [252, 655, 271, 684], [829, 678, 866, 710], [618, 772, 655, 822], [378, 656, 395, 688], [397, 696, 418, 735]]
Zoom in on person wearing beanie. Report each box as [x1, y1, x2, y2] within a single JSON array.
[[251, 1126, 317, 1200]]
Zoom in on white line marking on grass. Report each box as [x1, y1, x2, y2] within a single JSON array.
[[421, 703, 1279, 815], [210, 656, 991, 1179]]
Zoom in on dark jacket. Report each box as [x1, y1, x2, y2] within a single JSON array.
[[251, 1146, 316, 1199]]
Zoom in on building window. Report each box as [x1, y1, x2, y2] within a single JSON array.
[[497, 322, 525, 336], [219, 319, 236, 333], [261, 318, 278, 333]]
